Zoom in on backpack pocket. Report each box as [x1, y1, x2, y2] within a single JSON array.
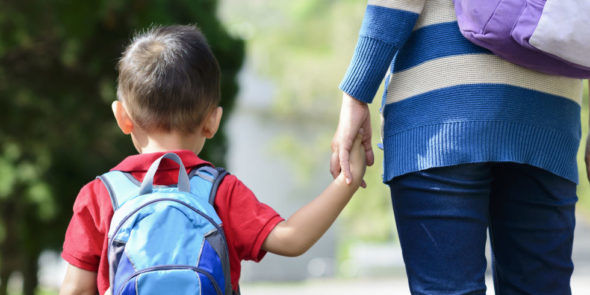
[[510, 0, 545, 50], [454, 0, 506, 36], [526, 0, 590, 69], [479, 0, 525, 39], [116, 266, 223, 295], [454, 0, 590, 77], [455, 0, 526, 47]]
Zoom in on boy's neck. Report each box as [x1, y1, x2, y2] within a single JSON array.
[[133, 130, 205, 155]]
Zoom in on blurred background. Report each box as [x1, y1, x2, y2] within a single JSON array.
[[0, 0, 588, 294]]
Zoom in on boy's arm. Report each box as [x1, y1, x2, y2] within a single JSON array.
[[262, 135, 366, 257], [59, 264, 97, 295]]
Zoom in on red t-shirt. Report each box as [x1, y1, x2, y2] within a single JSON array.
[[61, 150, 284, 294]]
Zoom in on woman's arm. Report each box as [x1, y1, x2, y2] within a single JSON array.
[[339, 0, 425, 103], [332, 0, 425, 185]]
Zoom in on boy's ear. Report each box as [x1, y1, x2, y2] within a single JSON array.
[[112, 100, 134, 135], [202, 107, 223, 139]]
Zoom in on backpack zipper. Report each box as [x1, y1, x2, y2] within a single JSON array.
[[115, 265, 222, 295], [110, 197, 228, 253]]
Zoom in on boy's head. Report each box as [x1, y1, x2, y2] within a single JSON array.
[[116, 25, 221, 135]]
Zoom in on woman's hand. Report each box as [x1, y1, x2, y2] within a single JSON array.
[[346, 132, 367, 188], [330, 92, 374, 187]]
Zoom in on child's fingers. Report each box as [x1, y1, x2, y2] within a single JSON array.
[[351, 132, 365, 164], [353, 132, 363, 149], [339, 150, 352, 184]]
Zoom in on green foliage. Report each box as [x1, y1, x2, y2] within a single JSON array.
[[222, 0, 363, 118], [0, 0, 243, 293]]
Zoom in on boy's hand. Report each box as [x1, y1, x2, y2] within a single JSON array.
[[341, 132, 366, 188]]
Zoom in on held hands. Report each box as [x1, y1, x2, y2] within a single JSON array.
[[331, 93, 374, 187], [339, 132, 367, 188]]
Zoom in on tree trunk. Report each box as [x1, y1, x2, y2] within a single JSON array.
[[0, 267, 9, 295]]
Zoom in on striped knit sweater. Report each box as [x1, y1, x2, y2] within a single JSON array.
[[340, 0, 584, 183]]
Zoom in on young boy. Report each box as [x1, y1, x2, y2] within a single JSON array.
[[59, 25, 366, 295]]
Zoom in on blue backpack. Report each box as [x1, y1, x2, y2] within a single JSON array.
[[98, 153, 233, 295]]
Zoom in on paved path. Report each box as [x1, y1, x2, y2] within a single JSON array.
[[241, 274, 590, 295], [242, 214, 590, 294]]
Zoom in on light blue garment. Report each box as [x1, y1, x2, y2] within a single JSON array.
[[98, 153, 232, 295]]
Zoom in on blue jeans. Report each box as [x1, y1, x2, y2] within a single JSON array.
[[388, 163, 577, 295]]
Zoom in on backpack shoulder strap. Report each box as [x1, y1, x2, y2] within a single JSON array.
[[209, 167, 229, 205], [188, 166, 229, 206], [97, 171, 140, 211]]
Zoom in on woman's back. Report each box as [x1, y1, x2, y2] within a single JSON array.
[[380, 0, 583, 183]]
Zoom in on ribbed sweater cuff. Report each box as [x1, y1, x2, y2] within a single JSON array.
[[382, 121, 580, 184], [339, 36, 397, 104]]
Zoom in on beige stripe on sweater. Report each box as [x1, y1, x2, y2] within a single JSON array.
[[368, 0, 425, 13], [386, 54, 584, 104], [413, 0, 456, 30]]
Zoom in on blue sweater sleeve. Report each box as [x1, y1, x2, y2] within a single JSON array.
[[340, 1, 423, 103]]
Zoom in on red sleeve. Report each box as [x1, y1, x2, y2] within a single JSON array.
[[61, 179, 113, 272], [214, 175, 284, 262]]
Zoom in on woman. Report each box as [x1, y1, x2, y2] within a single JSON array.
[[330, 0, 589, 294]]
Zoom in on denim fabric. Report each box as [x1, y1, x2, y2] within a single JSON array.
[[388, 163, 577, 295]]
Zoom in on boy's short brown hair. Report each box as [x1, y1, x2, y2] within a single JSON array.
[[117, 25, 220, 134]]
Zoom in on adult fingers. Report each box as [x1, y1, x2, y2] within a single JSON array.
[[360, 180, 367, 188], [364, 141, 374, 167], [338, 130, 356, 184], [361, 116, 374, 166], [353, 133, 367, 188], [339, 148, 352, 184]]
